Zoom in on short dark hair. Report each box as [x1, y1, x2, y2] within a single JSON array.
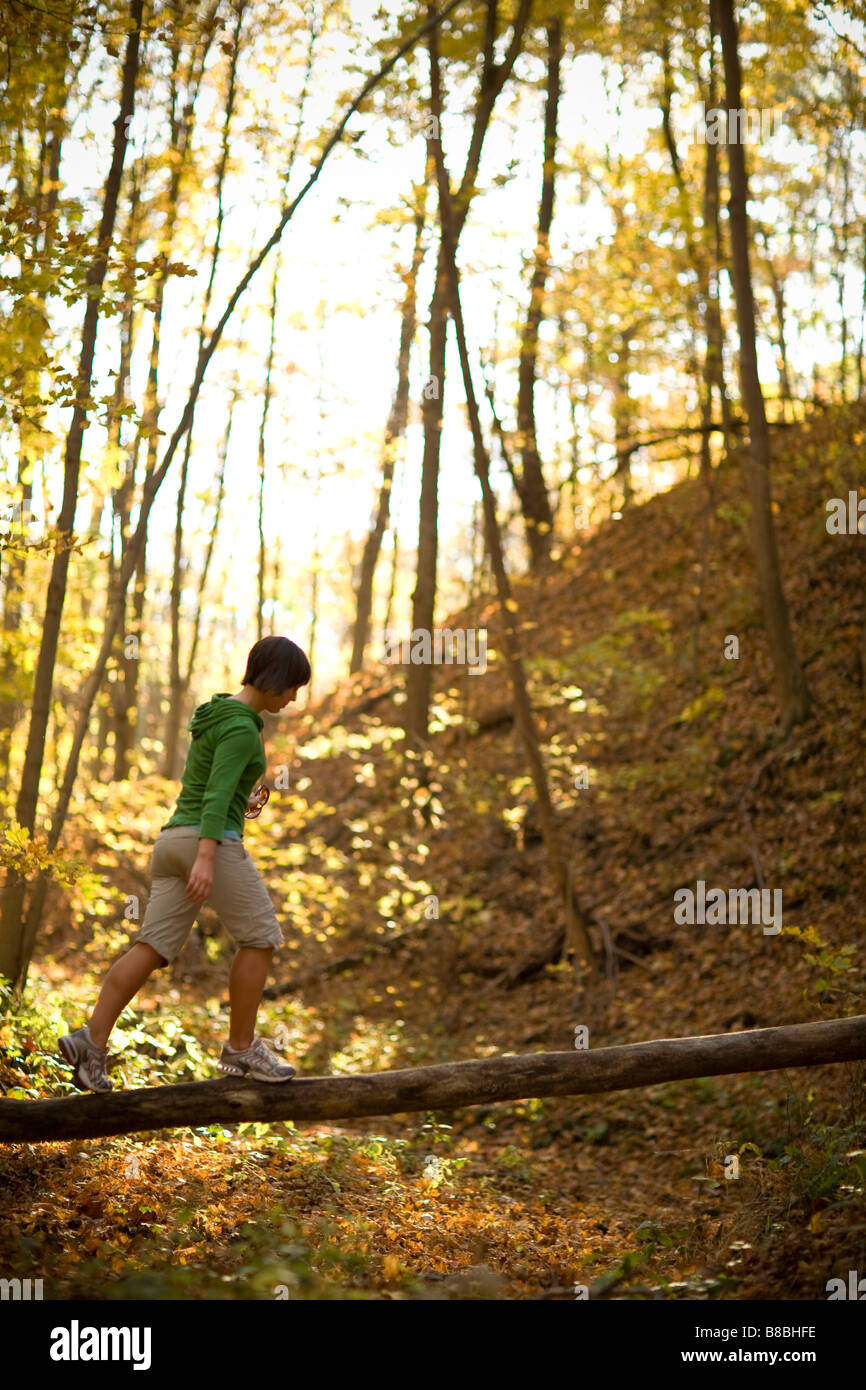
[[242, 636, 311, 693]]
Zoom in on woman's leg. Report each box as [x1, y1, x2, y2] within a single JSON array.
[[87, 942, 166, 1048], [228, 945, 273, 1051]]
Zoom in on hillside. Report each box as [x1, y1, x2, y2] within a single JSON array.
[[2, 402, 866, 1300]]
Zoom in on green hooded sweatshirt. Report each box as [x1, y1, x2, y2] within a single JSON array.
[[163, 694, 266, 843]]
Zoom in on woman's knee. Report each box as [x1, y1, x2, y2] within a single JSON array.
[[129, 941, 168, 971], [235, 944, 274, 959]]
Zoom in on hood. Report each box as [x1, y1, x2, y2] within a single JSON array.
[[189, 693, 264, 738]]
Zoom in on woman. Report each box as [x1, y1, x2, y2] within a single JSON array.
[[58, 634, 310, 1092]]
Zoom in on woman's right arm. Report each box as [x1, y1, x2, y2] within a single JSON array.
[[186, 837, 218, 904]]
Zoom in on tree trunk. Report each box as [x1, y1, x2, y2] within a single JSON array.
[[753, 226, 794, 424], [165, 3, 246, 774], [0, 46, 76, 789], [307, 512, 320, 702], [0, 0, 143, 990], [514, 17, 559, 568], [714, 0, 810, 733], [382, 521, 400, 638], [833, 153, 850, 402], [404, 244, 447, 750], [0, 469, 31, 791], [164, 374, 237, 779], [702, 25, 733, 455], [114, 536, 146, 780], [403, 0, 532, 750], [660, 31, 728, 482], [612, 334, 636, 509], [4, 1014, 865, 1143], [350, 190, 427, 674], [857, 221, 866, 400], [256, 260, 277, 644], [770, 266, 793, 419], [93, 181, 142, 787]]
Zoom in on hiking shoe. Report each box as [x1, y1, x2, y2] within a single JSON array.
[[58, 1025, 113, 1093], [217, 1036, 295, 1082]]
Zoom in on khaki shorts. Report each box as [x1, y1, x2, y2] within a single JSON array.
[[132, 826, 283, 964]]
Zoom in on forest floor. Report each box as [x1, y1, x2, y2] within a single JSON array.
[[2, 403, 866, 1300]]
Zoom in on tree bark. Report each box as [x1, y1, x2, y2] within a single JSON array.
[[4, 1015, 864, 1144], [0, 22, 81, 786], [256, 255, 277, 645], [114, 535, 146, 780], [831, 150, 851, 402], [382, 519, 400, 637], [403, 0, 532, 750], [659, 30, 728, 486], [404, 245, 447, 750], [165, 1, 246, 775], [514, 17, 559, 568], [703, 17, 733, 455], [612, 333, 636, 509], [163, 373, 237, 778], [92, 179, 141, 786], [714, 0, 810, 732], [350, 189, 427, 674], [857, 221, 866, 400], [767, 254, 794, 418], [307, 491, 320, 702]]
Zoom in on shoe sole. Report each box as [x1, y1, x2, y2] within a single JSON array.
[[58, 1035, 113, 1093], [217, 1060, 295, 1083]]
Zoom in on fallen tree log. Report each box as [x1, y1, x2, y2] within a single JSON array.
[[1, 1014, 864, 1143]]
